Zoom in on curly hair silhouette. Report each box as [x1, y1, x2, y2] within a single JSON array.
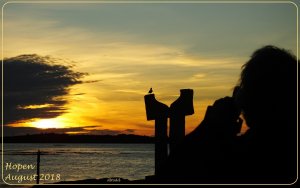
[[238, 45, 297, 131]]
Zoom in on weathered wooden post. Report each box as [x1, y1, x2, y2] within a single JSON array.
[[169, 89, 194, 154], [144, 93, 169, 176], [36, 150, 40, 184]]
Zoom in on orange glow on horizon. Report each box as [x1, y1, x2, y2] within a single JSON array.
[[10, 97, 219, 136], [31, 119, 63, 129]]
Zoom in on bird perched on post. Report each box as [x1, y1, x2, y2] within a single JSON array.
[[148, 87, 153, 94]]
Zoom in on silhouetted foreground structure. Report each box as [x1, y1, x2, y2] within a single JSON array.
[[169, 89, 194, 154], [145, 46, 297, 184], [144, 94, 169, 176], [144, 89, 194, 176]]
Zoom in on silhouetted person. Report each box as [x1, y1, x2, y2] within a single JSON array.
[[157, 46, 297, 184], [231, 45, 297, 183]]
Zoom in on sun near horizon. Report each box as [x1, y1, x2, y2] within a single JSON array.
[[31, 119, 62, 129]]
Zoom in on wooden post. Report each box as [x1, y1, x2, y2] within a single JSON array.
[[154, 117, 168, 175], [144, 94, 169, 176], [36, 150, 40, 184], [169, 114, 185, 153], [169, 89, 194, 154]]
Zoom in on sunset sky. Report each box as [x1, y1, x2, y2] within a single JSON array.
[[2, 1, 298, 136]]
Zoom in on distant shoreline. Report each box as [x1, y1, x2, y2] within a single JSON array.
[[2, 133, 155, 143]]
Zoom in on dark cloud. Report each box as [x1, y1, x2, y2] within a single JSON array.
[[2, 54, 86, 124], [73, 93, 86, 96], [88, 128, 137, 135], [132, 123, 153, 129], [87, 129, 123, 135], [124, 129, 135, 133]]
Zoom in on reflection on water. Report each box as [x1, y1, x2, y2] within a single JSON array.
[[2, 143, 154, 184]]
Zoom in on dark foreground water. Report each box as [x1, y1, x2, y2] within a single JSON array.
[[2, 143, 154, 185]]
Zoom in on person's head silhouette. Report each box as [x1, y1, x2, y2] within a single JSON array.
[[237, 45, 297, 135], [235, 45, 297, 182]]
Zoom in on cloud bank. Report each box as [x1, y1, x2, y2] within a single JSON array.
[[3, 54, 86, 124]]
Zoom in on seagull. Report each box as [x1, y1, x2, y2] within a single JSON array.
[[148, 87, 153, 94]]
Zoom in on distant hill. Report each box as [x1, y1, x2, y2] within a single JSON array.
[[3, 133, 155, 143]]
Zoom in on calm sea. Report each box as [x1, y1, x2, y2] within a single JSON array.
[[2, 143, 154, 185]]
